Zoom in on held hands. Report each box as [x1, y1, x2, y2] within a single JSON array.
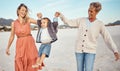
[[37, 12, 60, 18], [55, 12, 60, 17], [114, 52, 120, 61], [37, 12, 42, 19], [6, 48, 10, 55]]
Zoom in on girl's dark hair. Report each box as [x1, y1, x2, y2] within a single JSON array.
[[17, 3, 29, 23], [42, 17, 51, 27]]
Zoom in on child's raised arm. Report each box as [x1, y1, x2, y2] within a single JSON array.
[[37, 12, 42, 19], [52, 12, 60, 33]]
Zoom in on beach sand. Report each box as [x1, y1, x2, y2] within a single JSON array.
[[0, 26, 120, 71]]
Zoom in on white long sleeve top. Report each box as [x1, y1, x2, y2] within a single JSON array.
[[60, 13, 118, 54]]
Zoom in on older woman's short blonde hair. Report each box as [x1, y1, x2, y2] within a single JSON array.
[[90, 2, 102, 12]]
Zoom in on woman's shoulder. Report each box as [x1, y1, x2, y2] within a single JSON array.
[[10, 21, 16, 28], [11, 19, 19, 27], [78, 17, 88, 21], [13, 19, 18, 23], [95, 19, 104, 26], [76, 17, 88, 22]]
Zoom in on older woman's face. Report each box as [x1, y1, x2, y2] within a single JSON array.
[[18, 6, 27, 18], [88, 6, 98, 19]]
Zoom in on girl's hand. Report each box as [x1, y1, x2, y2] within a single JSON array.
[[37, 12, 42, 19], [55, 12, 60, 17], [6, 48, 10, 55]]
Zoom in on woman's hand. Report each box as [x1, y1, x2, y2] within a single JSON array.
[[37, 12, 42, 19], [6, 48, 10, 55], [114, 52, 120, 61], [55, 12, 60, 17]]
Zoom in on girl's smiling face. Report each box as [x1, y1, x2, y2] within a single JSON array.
[[41, 19, 48, 28]]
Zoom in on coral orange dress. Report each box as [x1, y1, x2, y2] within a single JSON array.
[[14, 19, 38, 71]]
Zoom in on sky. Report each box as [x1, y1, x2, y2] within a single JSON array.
[[0, 0, 120, 24]]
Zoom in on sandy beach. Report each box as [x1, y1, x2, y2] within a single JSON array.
[[0, 26, 120, 71]]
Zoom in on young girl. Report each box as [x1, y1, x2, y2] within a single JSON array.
[[32, 12, 59, 69]]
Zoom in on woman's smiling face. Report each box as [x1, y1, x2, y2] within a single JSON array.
[[18, 6, 27, 18]]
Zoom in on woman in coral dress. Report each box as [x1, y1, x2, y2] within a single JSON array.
[[6, 3, 43, 71]]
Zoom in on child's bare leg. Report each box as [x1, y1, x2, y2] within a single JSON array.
[[38, 53, 46, 65], [32, 57, 41, 68], [32, 54, 46, 68]]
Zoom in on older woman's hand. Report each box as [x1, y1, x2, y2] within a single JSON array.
[[55, 12, 60, 17], [114, 52, 120, 61]]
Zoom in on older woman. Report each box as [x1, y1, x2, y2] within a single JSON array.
[[56, 2, 119, 71]]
